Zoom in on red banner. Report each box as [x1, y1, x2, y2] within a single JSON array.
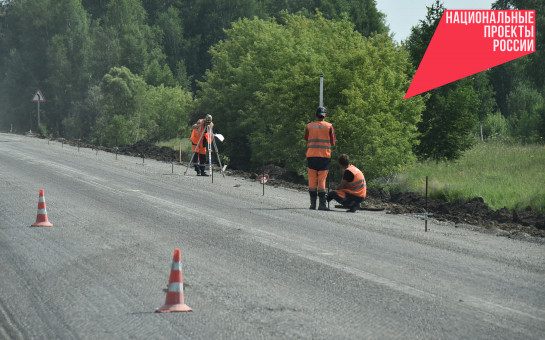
[[405, 10, 535, 99]]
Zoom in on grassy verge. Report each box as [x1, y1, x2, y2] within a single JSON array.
[[388, 141, 545, 213]]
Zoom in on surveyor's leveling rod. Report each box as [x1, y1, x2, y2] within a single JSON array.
[[319, 73, 324, 107], [207, 125, 213, 177]]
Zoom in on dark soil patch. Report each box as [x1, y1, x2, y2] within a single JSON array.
[[375, 189, 545, 238]]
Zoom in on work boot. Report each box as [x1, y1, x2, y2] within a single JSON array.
[[309, 191, 317, 210], [347, 201, 359, 213], [199, 166, 207, 176], [318, 193, 329, 211], [194, 165, 200, 175]]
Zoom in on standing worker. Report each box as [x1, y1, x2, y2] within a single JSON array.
[[191, 114, 213, 176], [304, 106, 336, 210], [327, 154, 366, 213]]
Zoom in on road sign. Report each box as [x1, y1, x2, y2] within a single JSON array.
[[32, 90, 46, 103], [258, 174, 269, 184]]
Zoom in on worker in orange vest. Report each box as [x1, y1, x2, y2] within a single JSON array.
[[191, 114, 213, 176], [304, 106, 336, 210], [327, 154, 366, 213]]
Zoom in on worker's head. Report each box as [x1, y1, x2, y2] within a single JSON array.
[[205, 114, 213, 124], [316, 106, 327, 120], [338, 154, 350, 169]]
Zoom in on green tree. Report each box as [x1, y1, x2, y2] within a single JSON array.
[[482, 111, 509, 140], [94, 66, 193, 146], [45, 0, 92, 132], [492, 0, 545, 141], [405, 1, 482, 161], [0, 0, 93, 134], [506, 82, 545, 142], [144, 60, 177, 87], [103, 0, 165, 75], [94, 66, 148, 145], [198, 14, 424, 179], [492, 0, 545, 88], [154, 6, 185, 75], [473, 72, 497, 141], [415, 80, 479, 160], [144, 84, 193, 141]]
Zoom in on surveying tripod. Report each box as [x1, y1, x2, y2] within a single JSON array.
[[184, 123, 225, 177]]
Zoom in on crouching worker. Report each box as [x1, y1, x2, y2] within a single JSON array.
[[327, 154, 366, 213]]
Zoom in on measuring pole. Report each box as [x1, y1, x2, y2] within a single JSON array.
[[37, 101, 41, 127], [319, 73, 324, 107], [207, 125, 213, 180]]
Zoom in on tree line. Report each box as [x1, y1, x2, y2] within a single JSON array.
[[0, 0, 543, 180]]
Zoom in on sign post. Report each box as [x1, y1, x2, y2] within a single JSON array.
[[32, 90, 46, 128]]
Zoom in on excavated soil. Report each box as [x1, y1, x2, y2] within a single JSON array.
[[59, 138, 545, 239]]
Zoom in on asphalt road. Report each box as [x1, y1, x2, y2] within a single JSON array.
[[1, 132, 544, 339]]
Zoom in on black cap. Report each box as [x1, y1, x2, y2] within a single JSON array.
[[316, 106, 327, 117]]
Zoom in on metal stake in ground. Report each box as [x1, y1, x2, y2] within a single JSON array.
[[425, 176, 429, 232]]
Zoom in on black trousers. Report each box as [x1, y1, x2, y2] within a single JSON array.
[[193, 153, 206, 171], [328, 191, 364, 207]]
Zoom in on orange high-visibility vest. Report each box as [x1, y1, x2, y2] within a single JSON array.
[[342, 165, 366, 198], [306, 121, 333, 158], [191, 120, 213, 145], [191, 120, 213, 154]]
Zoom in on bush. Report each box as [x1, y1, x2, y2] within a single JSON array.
[[482, 111, 508, 140], [506, 83, 545, 143]]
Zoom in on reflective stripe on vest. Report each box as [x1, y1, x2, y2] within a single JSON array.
[[306, 121, 332, 158], [343, 165, 366, 198]]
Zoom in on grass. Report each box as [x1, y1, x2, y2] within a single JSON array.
[[390, 141, 545, 213]]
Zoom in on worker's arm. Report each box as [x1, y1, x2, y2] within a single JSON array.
[[336, 169, 353, 190], [336, 179, 349, 190], [329, 125, 336, 145], [192, 119, 204, 129]]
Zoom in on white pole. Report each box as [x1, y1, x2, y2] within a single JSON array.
[[319, 73, 324, 107]]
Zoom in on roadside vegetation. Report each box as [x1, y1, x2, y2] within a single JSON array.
[[388, 140, 545, 213]]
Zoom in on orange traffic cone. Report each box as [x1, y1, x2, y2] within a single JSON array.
[[31, 189, 53, 227], [156, 249, 192, 313]]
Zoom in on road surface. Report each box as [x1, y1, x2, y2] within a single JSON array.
[[1, 133, 544, 339]]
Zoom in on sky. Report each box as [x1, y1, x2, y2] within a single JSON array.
[[376, 0, 496, 42]]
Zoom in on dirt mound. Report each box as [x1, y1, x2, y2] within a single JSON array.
[[371, 189, 545, 237], [117, 140, 178, 161]]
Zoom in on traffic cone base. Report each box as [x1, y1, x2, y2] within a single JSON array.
[[32, 190, 53, 227], [156, 249, 192, 313]]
